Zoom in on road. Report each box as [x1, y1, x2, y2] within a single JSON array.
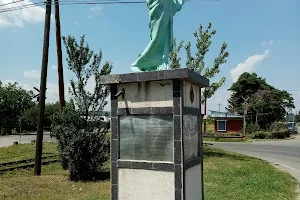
[[0, 132, 56, 147], [211, 135, 300, 183]]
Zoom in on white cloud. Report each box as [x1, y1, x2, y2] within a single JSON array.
[[88, 5, 102, 19], [230, 49, 270, 83], [24, 70, 40, 79], [73, 21, 79, 26], [261, 40, 281, 46], [0, 0, 49, 28], [2, 79, 32, 91], [51, 65, 57, 70]]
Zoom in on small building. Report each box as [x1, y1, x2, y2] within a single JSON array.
[[209, 110, 243, 134]]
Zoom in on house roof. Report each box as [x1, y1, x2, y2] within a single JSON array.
[[209, 110, 243, 119]]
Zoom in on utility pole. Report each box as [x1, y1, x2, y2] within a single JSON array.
[[218, 102, 221, 115], [34, 0, 52, 176], [203, 96, 207, 135], [55, 0, 65, 113], [242, 97, 249, 137]]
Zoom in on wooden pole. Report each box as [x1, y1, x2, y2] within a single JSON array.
[[203, 98, 207, 135], [55, 0, 65, 113], [242, 97, 249, 138], [34, 0, 52, 176], [243, 110, 246, 137]]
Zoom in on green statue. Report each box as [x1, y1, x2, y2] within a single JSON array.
[[131, 0, 185, 72]]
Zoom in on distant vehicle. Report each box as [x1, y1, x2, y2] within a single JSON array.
[[287, 122, 298, 133]]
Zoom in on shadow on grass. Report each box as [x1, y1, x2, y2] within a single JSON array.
[[68, 170, 110, 182], [93, 171, 110, 181], [204, 147, 254, 162]]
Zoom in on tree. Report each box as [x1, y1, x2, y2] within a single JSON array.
[[184, 22, 228, 103], [227, 72, 294, 128], [20, 105, 38, 132], [21, 102, 60, 131], [296, 115, 300, 123], [0, 81, 34, 135], [63, 35, 112, 120], [51, 34, 112, 181], [169, 38, 184, 69], [169, 22, 229, 133]]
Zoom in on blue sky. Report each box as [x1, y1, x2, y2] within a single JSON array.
[[0, 0, 299, 113]]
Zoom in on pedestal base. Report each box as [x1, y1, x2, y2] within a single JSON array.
[[100, 68, 209, 200]]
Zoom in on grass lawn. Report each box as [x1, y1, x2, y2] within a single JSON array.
[[0, 143, 58, 163], [203, 137, 251, 143], [0, 143, 298, 200]]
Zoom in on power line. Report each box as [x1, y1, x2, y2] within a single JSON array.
[[0, 2, 44, 13], [0, 0, 220, 14], [0, 0, 25, 7]]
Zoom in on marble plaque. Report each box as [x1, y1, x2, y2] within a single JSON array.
[[119, 115, 174, 162], [183, 115, 199, 161]]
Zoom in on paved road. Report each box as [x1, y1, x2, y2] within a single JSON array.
[[211, 135, 300, 183], [0, 132, 55, 147]]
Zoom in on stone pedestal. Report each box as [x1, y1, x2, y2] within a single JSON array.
[[100, 68, 209, 200]]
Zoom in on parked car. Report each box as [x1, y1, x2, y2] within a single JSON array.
[[287, 122, 298, 133]]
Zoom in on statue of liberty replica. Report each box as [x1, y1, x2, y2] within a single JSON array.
[[131, 0, 185, 72]]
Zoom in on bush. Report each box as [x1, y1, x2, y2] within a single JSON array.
[[205, 130, 215, 136], [268, 129, 290, 139], [226, 132, 242, 137], [51, 105, 110, 181], [246, 123, 261, 134], [251, 129, 290, 140], [251, 131, 268, 139], [206, 115, 214, 124], [268, 122, 287, 131]]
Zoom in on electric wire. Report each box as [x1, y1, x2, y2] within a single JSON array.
[[0, 0, 220, 14]]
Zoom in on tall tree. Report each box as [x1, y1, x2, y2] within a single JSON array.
[[62, 35, 112, 120], [184, 22, 228, 103], [169, 22, 229, 133], [0, 81, 34, 135], [228, 72, 294, 128]]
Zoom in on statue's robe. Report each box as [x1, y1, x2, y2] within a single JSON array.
[[131, 0, 185, 72]]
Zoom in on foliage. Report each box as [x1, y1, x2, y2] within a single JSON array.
[[169, 38, 184, 69], [246, 123, 261, 134], [62, 34, 112, 120], [228, 72, 294, 128], [268, 122, 287, 131], [295, 115, 300, 123], [206, 115, 214, 124], [51, 34, 112, 181], [250, 131, 268, 139], [0, 81, 34, 135], [20, 102, 61, 131], [51, 105, 110, 181], [268, 129, 290, 139], [250, 129, 290, 139], [169, 22, 229, 103]]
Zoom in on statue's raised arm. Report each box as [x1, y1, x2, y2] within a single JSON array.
[[131, 0, 185, 72]]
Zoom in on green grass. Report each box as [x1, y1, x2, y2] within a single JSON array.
[[204, 148, 298, 200], [0, 144, 298, 200], [0, 143, 58, 164], [204, 137, 252, 143]]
